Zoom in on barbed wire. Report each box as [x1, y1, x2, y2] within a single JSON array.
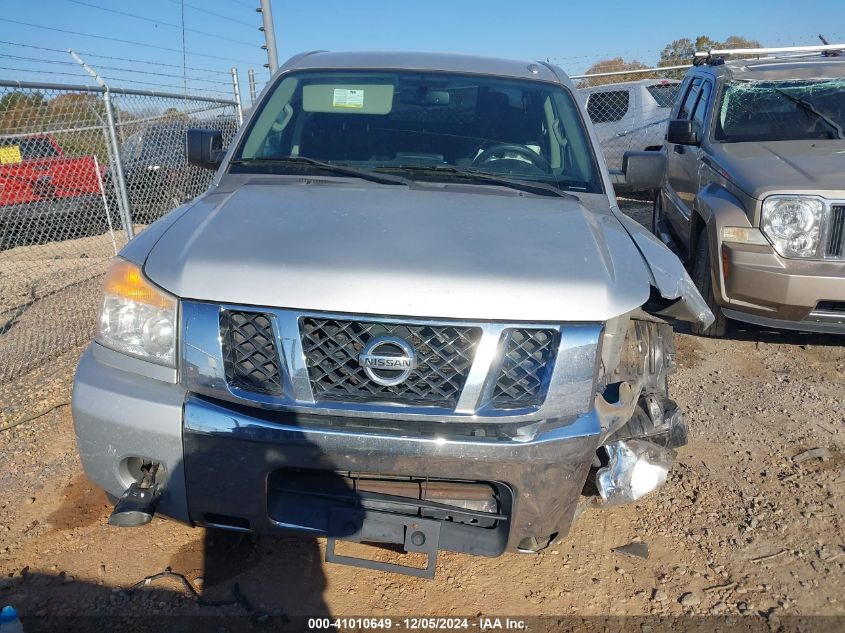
[[0, 53, 233, 86], [0, 66, 92, 82], [0, 40, 233, 75], [0, 65, 233, 97], [104, 78, 232, 96]]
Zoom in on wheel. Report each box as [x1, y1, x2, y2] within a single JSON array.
[[690, 234, 729, 338]]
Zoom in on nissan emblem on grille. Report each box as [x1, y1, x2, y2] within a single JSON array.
[[358, 335, 417, 386]]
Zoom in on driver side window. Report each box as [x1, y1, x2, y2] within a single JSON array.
[[677, 78, 702, 120], [691, 81, 712, 134]]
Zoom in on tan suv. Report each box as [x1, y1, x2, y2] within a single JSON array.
[[654, 46, 845, 337]]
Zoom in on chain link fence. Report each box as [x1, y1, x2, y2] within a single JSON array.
[[0, 80, 240, 384], [574, 65, 690, 174]]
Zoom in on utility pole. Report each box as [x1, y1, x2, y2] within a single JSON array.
[[257, 0, 278, 74]]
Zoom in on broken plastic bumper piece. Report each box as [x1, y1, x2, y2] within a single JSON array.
[[596, 439, 676, 506]]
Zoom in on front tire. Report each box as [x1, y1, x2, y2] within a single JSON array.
[[690, 234, 729, 338]]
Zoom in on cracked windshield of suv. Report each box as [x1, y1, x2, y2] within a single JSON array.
[[233, 70, 603, 193], [716, 78, 845, 141]]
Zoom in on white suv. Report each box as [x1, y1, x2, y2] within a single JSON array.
[[579, 78, 680, 177]]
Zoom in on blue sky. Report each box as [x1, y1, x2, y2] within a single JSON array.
[[1, 0, 843, 102]]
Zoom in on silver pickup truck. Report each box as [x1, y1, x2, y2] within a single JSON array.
[[72, 51, 712, 578]]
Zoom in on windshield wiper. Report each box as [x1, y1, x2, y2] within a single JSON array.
[[376, 165, 578, 199], [229, 156, 412, 186], [773, 88, 844, 139]]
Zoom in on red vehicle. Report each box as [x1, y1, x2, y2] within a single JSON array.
[[0, 134, 106, 246]]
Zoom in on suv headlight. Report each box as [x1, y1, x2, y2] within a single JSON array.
[[96, 258, 178, 367], [761, 195, 825, 259]]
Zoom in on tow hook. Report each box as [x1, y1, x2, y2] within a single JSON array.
[[108, 462, 163, 528], [596, 440, 675, 506]]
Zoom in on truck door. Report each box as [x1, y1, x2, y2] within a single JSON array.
[[665, 78, 711, 243]]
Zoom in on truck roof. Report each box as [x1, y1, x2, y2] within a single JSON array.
[[279, 50, 566, 84], [715, 54, 845, 81]]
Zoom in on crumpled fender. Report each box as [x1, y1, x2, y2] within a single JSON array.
[[614, 211, 715, 328]]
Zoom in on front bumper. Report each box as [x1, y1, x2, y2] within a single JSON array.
[[72, 345, 602, 554], [720, 242, 845, 334], [0, 194, 104, 224]]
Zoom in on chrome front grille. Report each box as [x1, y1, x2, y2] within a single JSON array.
[[491, 329, 558, 409], [826, 205, 845, 258], [300, 318, 481, 407], [220, 310, 283, 396], [181, 301, 602, 425]]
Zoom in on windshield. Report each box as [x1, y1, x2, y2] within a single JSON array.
[[233, 70, 603, 193], [715, 79, 845, 142]]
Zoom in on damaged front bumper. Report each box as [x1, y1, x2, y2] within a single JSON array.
[[73, 340, 687, 577], [181, 394, 601, 556]]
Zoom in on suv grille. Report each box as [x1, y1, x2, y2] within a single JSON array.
[[300, 318, 481, 407], [491, 329, 557, 408], [826, 205, 845, 258], [815, 301, 845, 314], [220, 310, 283, 396]]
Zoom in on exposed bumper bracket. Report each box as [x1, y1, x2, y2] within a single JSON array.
[[325, 507, 441, 579], [108, 462, 162, 528]]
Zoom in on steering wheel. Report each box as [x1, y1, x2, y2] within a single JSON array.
[[471, 143, 551, 172]]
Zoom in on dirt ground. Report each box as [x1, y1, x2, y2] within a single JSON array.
[[0, 201, 843, 632]]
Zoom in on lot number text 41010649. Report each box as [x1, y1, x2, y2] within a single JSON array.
[[307, 617, 528, 630]]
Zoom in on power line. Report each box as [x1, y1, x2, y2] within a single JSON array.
[[165, 0, 258, 30], [0, 40, 232, 75], [67, 0, 258, 48], [0, 18, 260, 65]]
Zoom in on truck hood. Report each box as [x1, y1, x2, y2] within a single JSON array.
[[144, 181, 653, 322], [708, 140, 845, 199]]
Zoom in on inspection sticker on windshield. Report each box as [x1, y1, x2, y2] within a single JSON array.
[[332, 88, 365, 109], [0, 145, 22, 164]]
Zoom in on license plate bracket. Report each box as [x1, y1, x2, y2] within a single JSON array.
[[325, 506, 440, 578]]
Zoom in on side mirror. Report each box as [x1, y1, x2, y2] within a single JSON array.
[[621, 151, 666, 190], [186, 128, 225, 169], [667, 119, 700, 146]]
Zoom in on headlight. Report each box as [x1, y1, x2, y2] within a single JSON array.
[[96, 258, 178, 367], [761, 195, 825, 258]]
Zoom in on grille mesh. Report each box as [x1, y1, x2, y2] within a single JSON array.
[[220, 310, 283, 396], [491, 329, 557, 409], [827, 206, 845, 258], [300, 318, 481, 407]]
